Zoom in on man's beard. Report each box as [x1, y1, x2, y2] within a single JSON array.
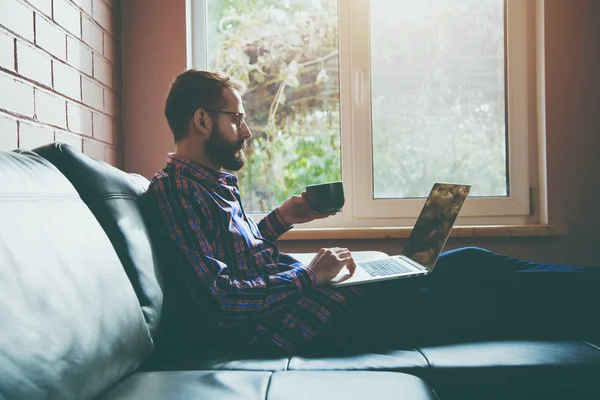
[[205, 126, 247, 171]]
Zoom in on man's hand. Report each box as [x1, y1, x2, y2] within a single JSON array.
[[307, 248, 356, 286], [277, 192, 336, 225]]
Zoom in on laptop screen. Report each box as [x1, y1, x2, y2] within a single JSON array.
[[402, 183, 471, 271]]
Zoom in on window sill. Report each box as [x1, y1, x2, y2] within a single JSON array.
[[279, 225, 568, 241]]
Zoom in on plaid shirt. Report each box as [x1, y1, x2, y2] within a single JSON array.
[[145, 154, 364, 352]]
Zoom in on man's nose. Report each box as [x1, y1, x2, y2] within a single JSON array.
[[241, 122, 252, 139]]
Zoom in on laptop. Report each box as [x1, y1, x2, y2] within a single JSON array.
[[330, 183, 471, 286]]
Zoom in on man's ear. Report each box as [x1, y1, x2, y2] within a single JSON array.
[[193, 109, 208, 135]]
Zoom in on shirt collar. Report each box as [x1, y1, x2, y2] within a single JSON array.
[[166, 153, 238, 185]]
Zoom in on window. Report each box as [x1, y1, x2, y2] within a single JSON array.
[[188, 0, 541, 228]]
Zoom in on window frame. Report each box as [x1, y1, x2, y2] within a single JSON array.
[[187, 0, 544, 229]]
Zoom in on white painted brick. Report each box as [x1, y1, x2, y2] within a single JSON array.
[[71, 0, 93, 16], [103, 88, 119, 117], [83, 138, 104, 160], [103, 34, 114, 61], [81, 16, 103, 54], [0, 74, 35, 117], [67, 102, 92, 135], [92, 0, 111, 33], [81, 77, 103, 110], [105, 146, 119, 167], [16, 41, 52, 87], [0, 114, 18, 150], [0, 0, 34, 42], [53, 0, 81, 37], [0, 31, 15, 72], [53, 61, 81, 100], [55, 129, 83, 150], [27, 0, 52, 18], [35, 89, 67, 128], [35, 14, 67, 61], [92, 111, 112, 143], [93, 54, 112, 88], [19, 121, 54, 149], [66, 36, 93, 76]]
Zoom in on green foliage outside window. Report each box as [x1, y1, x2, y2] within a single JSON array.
[[208, 0, 342, 212]]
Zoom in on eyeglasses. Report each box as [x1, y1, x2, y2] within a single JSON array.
[[204, 108, 246, 129]]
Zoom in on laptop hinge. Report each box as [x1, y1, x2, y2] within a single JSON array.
[[400, 255, 428, 271]]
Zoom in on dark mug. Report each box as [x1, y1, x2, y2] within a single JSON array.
[[305, 181, 345, 214]]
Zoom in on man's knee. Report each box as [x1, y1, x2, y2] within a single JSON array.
[[444, 246, 493, 259]]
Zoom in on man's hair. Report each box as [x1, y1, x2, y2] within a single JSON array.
[[164, 69, 245, 142]]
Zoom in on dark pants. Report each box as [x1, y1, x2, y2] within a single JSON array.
[[310, 247, 600, 351]]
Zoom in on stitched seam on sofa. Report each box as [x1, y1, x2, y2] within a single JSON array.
[[415, 348, 431, 367], [265, 371, 275, 400], [101, 194, 141, 201], [0, 194, 81, 201], [581, 340, 600, 352]]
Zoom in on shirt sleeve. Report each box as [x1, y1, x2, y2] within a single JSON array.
[[149, 176, 316, 327], [258, 208, 293, 242]]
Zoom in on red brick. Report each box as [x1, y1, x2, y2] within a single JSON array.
[[71, 0, 93, 16], [66, 36, 93, 76], [92, 0, 111, 33], [53, 0, 81, 37], [55, 129, 83, 150], [0, 74, 35, 117], [67, 102, 92, 135], [35, 89, 67, 128], [35, 14, 67, 61], [16, 41, 52, 87], [92, 111, 112, 143], [0, 32, 15, 72], [0, 114, 18, 150], [0, 0, 34, 42], [19, 121, 54, 149], [81, 16, 103, 54], [81, 77, 103, 110], [53, 61, 81, 100], [93, 53, 112, 88], [26, 0, 52, 18], [83, 138, 105, 160]]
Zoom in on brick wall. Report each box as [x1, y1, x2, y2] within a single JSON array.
[[0, 0, 121, 167]]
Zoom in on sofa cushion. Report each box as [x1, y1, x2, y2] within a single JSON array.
[[0, 150, 153, 400], [288, 348, 428, 371], [99, 370, 438, 400], [419, 340, 600, 399], [33, 142, 165, 339]]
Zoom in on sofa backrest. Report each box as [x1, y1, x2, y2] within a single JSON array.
[[34, 142, 165, 340], [0, 150, 153, 400]]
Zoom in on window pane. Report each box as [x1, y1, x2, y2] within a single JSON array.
[[207, 0, 342, 213], [371, 0, 507, 198]]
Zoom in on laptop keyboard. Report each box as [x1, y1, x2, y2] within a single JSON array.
[[360, 258, 416, 277]]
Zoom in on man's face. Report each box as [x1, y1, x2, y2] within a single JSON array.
[[204, 88, 251, 171], [205, 124, 247, 171]]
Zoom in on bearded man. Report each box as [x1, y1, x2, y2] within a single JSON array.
[[144, 69, 600, 357]]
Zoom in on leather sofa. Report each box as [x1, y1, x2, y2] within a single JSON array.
[[1, 142, 599, 400]]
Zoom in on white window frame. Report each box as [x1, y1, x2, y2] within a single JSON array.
[[187, 0, 544, 229]]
